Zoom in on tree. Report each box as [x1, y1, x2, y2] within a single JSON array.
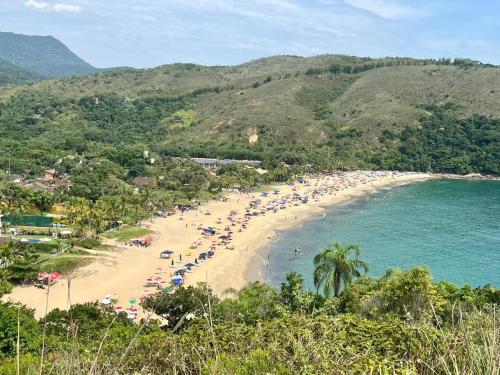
[[141, 283, 216, 330], [313, 241, 368, 297], [216, 282, 282, 324], [280, 272, 324, 313]]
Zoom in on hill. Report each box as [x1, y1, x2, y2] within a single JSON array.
[[0, 58, 42, 84], [0, 55, 499, 177], [0, 31, 98, 77]]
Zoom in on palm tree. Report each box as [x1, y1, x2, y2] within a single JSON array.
[[313, 241, 368, 297]]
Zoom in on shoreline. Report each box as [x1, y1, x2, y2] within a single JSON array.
[[183, 172, 433, 293], [243, 175, 434, 287], [4, 171, 433, 318]]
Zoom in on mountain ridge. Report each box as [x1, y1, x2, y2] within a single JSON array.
[[0, 31, 98, 77]]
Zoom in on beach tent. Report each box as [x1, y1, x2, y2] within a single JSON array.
[[171, 275, 183, 285], [175, 269, 187, 275], [160, 250, 174, 258]]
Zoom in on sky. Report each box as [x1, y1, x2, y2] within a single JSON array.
[[1, 0, 499, 68]]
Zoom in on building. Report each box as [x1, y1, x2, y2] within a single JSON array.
[[25, 179, 52, 192], [191, 158, 262, 170], [44, 169, 57, 180]]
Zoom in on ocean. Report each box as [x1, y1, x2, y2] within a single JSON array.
[[264, 179, 500, 289]]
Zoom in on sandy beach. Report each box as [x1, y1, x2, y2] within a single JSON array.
[[4, 171, 432, 318]]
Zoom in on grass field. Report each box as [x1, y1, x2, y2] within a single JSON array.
[[103, 226, 153, 242]]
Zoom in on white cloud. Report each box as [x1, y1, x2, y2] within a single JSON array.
[[25, 0, 82, 13], [343, 0, 425, 20]]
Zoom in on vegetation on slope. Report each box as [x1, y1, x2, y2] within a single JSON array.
[[0, 59, 42, 85], [0, 242, 498, 374], [0, 54, 498, 176]]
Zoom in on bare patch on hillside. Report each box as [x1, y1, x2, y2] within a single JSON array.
[[247, 100, 264, 107], [248, 128, 258, 144]]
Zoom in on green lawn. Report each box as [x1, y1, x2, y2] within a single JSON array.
[[103, 226, 154, 242], [39, 256, 93, 275], [251, 181, 287, 193]]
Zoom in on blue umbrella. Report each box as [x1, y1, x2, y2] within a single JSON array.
[[185, 263, 196, 267], [162, 250, 174, 254], [175, 269, 187, 275]]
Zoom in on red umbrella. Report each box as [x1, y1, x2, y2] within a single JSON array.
[[48, 272, 61, 281]]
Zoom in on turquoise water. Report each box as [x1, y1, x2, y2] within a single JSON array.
[[265, 179, 500, 289]]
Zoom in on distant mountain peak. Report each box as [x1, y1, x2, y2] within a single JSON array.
[[0, 31, 98, 78]]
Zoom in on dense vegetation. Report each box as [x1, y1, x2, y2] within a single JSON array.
[[0, 54, 498, 179], [0, 32, 98, 77], [0, 253, 497, 374], [0, 59, 42, 85]]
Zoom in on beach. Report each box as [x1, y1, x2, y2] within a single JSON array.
[[4, 171, 432, 318]]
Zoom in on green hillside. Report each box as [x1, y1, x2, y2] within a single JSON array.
[[0, 58, 42, 84], [0, 55, 499, 176], [0, 31, 98, 77]]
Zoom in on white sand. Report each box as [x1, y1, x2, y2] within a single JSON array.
[[4, 171, 432, 318]]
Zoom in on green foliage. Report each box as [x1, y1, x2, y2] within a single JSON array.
[[72, 237, 101, 249], [0, 303, 41, 356], [0, 266, 497, 374], [142, 283, 216, 330], [0, 58, 42, 84], [38, 256, 91, 275], [313, 241, 368, 297], [376, 104, 500, 174], [0, 279, 12, 297], [216, 282, 283, 324], [104, 226, 153, 242]]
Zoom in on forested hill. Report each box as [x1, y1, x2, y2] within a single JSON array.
[[0, 58, 42, 84], [0, 54, 499, 176], [0, 31, 98, 77]]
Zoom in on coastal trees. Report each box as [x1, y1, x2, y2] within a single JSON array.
[[141, 283, 217, 331], [313, 241, 368, 297]]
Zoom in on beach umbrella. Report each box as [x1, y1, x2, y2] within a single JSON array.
[[114, 306, 124, 313], [185, 263, 196, 268], [207, 250, 215, 257], [101, 298, 112, 305], [175, 269, 187, 275], [38, 272, 49, 281], [48, 272, 61, 283], [129, 298, 137, 305]]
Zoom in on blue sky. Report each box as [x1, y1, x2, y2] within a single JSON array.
[[2, 0, 499, 68]]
